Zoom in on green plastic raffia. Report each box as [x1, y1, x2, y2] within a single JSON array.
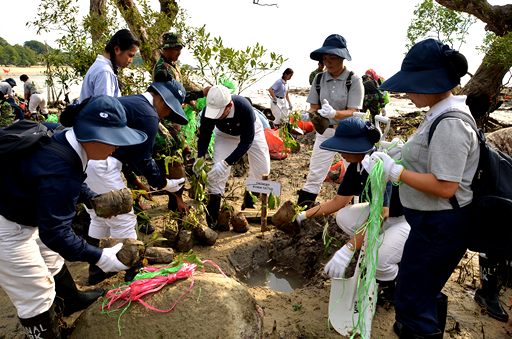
[[182, 105, 198, 146], [351, 160, 385, 338]]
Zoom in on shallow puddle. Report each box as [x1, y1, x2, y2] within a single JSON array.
[[240, 264, 305, 292]]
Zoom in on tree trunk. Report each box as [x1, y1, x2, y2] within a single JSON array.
[[435, 0, 512, 123], [111, 0, 160, 66], [159, 0, 178, 19], [435, 0, 512, 36], [89, 0, 108, 44]]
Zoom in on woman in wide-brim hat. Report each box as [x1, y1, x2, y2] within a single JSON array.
[[362, 38, 479, 338], [294, 117, 410, 303], [296, 34, 364, 209]]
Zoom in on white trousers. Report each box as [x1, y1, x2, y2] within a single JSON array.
[[335, 203, 411, 281], [85, 156, 137, 240], [208, 118, 271, 195], [0, 215, 64, 318], [270, 98, 289, 125], [303, 128, 336, 194], [28, 93, 48, 115]]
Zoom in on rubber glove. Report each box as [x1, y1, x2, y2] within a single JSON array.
[[207, 160, 230, 181], [317, 99, 336, 119], [362, 151, 404, 183], [324, 245, 354, 278], [380, 137, 404, 160], [163, 178, 185, 193], [295, 211, 306, 226], [96, 243, 129, 273], [193, 157, 205, 176]]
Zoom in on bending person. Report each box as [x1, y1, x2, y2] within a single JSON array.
[[0, 95, 147, 338], [295, 117, 410, 301], [196, 85, 270, 232]]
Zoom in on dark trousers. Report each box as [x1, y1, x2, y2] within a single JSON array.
[[395, 206, 470, 334]]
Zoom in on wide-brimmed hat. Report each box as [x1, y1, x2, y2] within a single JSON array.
[[320, 117, 380, 154], [310, 34, 352, 62], [204, 85, 232, 119], [4, 78, 16, 88], [380, 38, 467, 94], [74, 95, 147, 146], [149, 80, 188, 125], [160, 33, 183, 49]]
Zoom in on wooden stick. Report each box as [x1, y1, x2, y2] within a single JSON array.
[[260, 175, 270, 232]]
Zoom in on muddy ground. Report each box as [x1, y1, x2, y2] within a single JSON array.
[[1, 100, 512, 338]]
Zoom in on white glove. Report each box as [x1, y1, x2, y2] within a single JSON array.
[[207, 160, 230, 181], [317, 99, 336, 119], [380, 138, 404, 160], [324, 245, 354, 278], [272, 99, 277, 105], [96, 243, 129, 273], [295, 211, 306, 226], [193, 157, 204, 176], [362, 151, 404, 183], [164, 177, 185, 193]]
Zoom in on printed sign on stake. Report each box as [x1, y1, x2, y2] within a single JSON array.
[[246, 178, 281, 196]]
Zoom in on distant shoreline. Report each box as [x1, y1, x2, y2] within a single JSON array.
[[0, 65, 47, 78]]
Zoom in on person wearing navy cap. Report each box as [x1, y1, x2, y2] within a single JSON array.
[[294, 117, 410, 304], [0, 95, 147, 338], [297, 34, 364, 209], [363, 39, 478, 338], [80, 80, 189, 285]]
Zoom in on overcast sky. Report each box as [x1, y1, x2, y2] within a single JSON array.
[[1, 0, 509, 89]]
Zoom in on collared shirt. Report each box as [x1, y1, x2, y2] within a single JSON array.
[[307, 68, 364, 124], [271, 78, 288, 98], [197, 95, 256, 165], [65, 129, 89, 171], [24, 80, 42, 96], [79, 55, 119, 101], [0, 82, 12, 96], [400, 95, 480, 211]]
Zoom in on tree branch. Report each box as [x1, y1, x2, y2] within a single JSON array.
[[435, 0, 512, 36], [253, 0, 278, 7]]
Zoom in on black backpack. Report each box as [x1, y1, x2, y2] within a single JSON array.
[[428, 111, 512, 257], [315, 71, 354, 105], [0, 120, 80, 167]]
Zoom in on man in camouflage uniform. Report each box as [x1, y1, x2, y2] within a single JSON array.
[[153, 33, 205, 103]]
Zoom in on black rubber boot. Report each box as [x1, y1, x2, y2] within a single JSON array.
[[474, 253, 509, 322], [377, 279, 396, 306], [296, 189, 317, 209], [86, 237, 115, 286], [54, 264, 104, 316], [206, 194, 222, 230], [19, 303, 62, 339], [241, 190, 256, 210]]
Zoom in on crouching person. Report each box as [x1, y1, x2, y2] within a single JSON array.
[[294, 117, 410, 303], [196, 85, 270, 231], [0, 95, 147, 338]]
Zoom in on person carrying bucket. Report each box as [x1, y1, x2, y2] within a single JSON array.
[[268, 68, 294, 127], [294, 117, 410, 303]]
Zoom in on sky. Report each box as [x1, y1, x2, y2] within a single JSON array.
[[1, 0, 509, 90]]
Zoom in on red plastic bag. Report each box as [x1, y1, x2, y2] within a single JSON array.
[[264, 128, 289, 160], [297, 120, 314, 133], [324, 160, 346, 183]]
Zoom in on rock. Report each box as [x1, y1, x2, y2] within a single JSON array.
[[175, 229, 193, 252], [70, 273, 263, 339], [486, 127, 512, 156]]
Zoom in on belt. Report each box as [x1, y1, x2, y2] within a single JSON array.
[[276, 96, 284, 99], [328, 124, 338, 128]]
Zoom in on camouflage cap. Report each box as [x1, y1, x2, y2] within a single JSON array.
[[161, 33, 183, 49]]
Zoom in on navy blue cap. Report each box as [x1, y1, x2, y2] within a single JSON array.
[[74, 95, 147, 146], [4, 78, 16, 87], [320, 117, 379, 154], [310, 34, 352, 62], [149, 80, 188, 125], [380, 39, 467, 94]]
